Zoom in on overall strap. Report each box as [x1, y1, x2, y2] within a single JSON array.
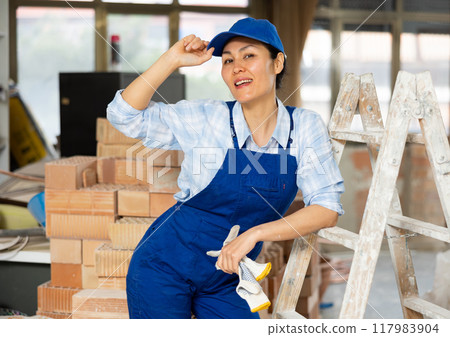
[[226, 101, 296, 151], [284, 106, 295, 150], [226, 101, 239, 149]]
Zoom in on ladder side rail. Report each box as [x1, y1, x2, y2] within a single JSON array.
[[273, 73, 360, 319], [416, 71, 450, 229], [340, 71, 416, 319], [359, 73, 423, 319], [272, 234, 317, 318]]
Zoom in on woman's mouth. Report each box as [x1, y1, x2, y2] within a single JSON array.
[[234, 79, 253, 88]]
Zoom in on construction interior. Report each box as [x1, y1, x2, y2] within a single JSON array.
[[0, 0, 449, 320]]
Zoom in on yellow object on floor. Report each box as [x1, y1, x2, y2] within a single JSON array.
[[9, 95, 47, 167], [0, 204, 39, 229]]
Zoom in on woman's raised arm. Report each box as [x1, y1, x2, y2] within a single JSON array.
[[121, 35, 214, 110]]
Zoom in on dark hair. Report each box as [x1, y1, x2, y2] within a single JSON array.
[[263, 42, 287, 89]]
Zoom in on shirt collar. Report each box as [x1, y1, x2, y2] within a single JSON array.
[[232, 98, 291, 149]]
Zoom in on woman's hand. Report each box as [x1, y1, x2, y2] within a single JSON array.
[[216, 229, 259, 274], [167, 34, 214, 69]]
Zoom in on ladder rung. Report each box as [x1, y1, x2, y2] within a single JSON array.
[[330, 130, 424, 145], [403, 296, 450, 319], [275, 311, 306, 319], [317, 227, 359, 251], [388, 215, 450, 243]]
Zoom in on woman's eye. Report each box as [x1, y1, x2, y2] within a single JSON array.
[[244, 54, 254, 59], [224, 59, 233, 64]]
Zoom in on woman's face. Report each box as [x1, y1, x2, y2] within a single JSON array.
[[221, 37, 282, 105]]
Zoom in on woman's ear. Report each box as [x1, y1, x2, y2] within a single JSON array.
[[274, 52, 285, 75]]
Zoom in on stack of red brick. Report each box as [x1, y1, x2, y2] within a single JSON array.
[[36, 118, 182, 319]]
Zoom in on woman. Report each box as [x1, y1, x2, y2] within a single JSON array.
[[107, 17, 344, 319]]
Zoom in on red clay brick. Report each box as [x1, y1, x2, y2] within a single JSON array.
[[149, 193, 177, 217], [71, 289, 128, 319], [117, 186, 151, 217], [82, 239, 111, 266], [96, 118, 138, 145], [51, 263, 82, 288], [45, 156, 97, 190], [37, 281, 79, 314], [50, 238, 82, 264], [109, 217, 154, 249]]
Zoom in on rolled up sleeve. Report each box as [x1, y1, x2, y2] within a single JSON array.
[[295, 111, 345, 215]]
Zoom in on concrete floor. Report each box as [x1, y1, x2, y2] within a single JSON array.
[[320, 249, 437, 319]]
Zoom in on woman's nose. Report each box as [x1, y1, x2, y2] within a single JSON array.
[[233, 61, 244, 74]]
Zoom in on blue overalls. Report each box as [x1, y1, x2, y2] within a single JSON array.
[[126, 102, 299, 318]]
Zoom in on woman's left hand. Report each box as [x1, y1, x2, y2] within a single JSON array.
[[216, 229, 259, 274]]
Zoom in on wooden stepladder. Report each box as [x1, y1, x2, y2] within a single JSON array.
[[273, 71, 450, 319]]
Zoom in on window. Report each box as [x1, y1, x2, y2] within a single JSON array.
[[179, 12, 247, 101], [340, 0, 395, 11], [179, 0, 248, 7], [107, 14, 169, 73], [403, 0, 449, 14], [103, 0, 172, 4], [17, 7, 95, 144], [341, 24, 392, 130], [301, 20, 332, 123], [401, 21, 450, 133]]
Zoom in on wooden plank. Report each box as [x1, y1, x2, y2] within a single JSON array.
[[328, 73, 360, 164], [403, 296, 450, 319], [330, 130, 424, 145], [359, 73, 422, 319], [385, 199, 423, 319], [276, 311, 306, 319], [416, 71, 450, 230], [340, 71, 416, 319], [388, 214, 450, 243], [272, 234, 317, 318], [317, 227, 358, 251]]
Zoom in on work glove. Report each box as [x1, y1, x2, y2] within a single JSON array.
[[206, 225, 272, 312]]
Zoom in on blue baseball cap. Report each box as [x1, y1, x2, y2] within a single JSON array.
[[208, 17, 284, 57]]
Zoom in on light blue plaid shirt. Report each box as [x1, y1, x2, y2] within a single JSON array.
[[107, 91, 344, 215]]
